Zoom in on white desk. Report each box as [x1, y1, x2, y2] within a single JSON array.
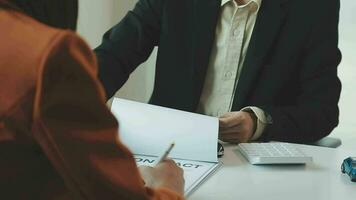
[[189, 142, 356, 200]]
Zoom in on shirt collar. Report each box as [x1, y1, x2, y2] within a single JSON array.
[[221, 0, 262, 8]]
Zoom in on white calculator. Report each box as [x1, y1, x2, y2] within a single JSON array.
[[238, 142, 313, 165]]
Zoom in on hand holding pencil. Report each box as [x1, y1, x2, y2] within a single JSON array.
[[138, 142, 185, 195], [155, 142, 175, 165]]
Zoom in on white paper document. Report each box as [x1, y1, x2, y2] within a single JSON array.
[[135, 155, 220, 196], [111, 98, 221, 196]]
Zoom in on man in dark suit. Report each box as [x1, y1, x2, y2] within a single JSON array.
[[95, 0, 341, 144]]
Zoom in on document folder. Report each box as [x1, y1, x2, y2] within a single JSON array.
[[111, 98, 221, 196]]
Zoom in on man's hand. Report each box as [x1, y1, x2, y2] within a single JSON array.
[[219, 111, 256, 143], [138, 160, 184, 195]]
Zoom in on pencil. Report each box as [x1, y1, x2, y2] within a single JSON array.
[[155, 142, 175, 165]]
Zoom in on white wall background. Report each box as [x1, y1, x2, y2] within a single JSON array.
[[77, 0, 156, 102], [77, 0, 356, 142], [330, 0, 356, 141]]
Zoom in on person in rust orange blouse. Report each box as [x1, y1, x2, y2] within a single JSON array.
[[0, 0, 184, 199]]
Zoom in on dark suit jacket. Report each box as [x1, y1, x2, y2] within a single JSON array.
[[95, 0, 342, 143]]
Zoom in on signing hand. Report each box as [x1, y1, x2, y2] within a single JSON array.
[[138, 159, 184, 195], [219, 111, 256, 143]]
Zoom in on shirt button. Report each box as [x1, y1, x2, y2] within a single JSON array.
[[224, 71, 233, 79], [233, 29, 240, 36]]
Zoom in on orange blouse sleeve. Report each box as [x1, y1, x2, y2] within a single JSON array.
[[31, 31, 184, 200]]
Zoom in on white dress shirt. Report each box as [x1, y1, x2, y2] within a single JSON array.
[[197, 0, 267, 140]]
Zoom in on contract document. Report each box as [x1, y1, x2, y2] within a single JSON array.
[[111, 98, 221, 196]]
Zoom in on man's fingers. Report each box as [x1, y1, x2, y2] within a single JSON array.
[[219, 112, 244, 128], [219, 125, 243, 134], [219, 112, 253, 143], [219, 117, 234, 128], [219, 132, 248, 143], [219, 133, 239, 140], [219, 124, 251, 143], [219, 133, 241, 143]]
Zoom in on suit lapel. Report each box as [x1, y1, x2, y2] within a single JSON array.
[[232, 0, 289, 109], [191, 0, 221, 108]]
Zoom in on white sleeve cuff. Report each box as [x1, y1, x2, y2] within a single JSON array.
[[241, 106, 268, 141]]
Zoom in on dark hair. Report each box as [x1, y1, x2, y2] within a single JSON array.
[[0, 0, 78, 31]]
